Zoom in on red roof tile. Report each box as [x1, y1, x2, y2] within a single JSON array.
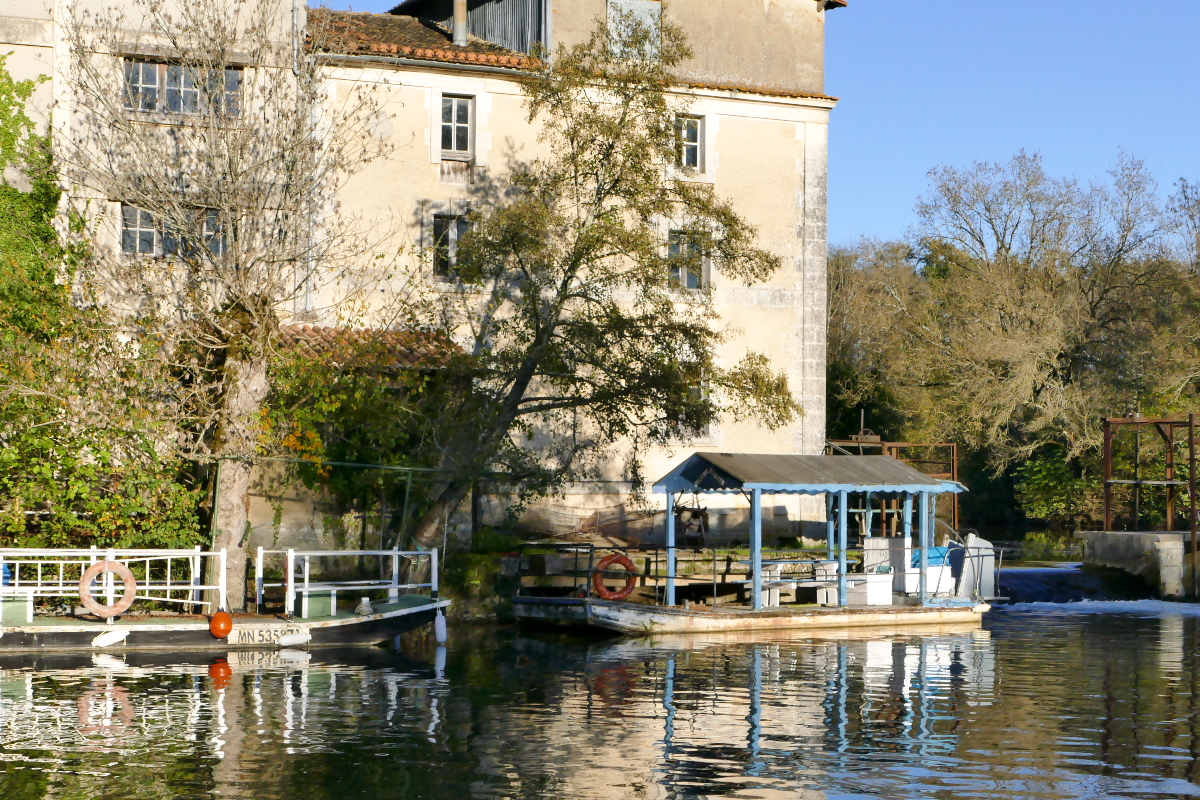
[[279, 324, 460, 371], [310, 9, 537, 69]]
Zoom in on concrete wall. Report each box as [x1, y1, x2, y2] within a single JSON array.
[[1076, 530, 1198, 599]]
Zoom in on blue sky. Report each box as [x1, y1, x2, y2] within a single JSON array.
[[826, 0, 1200, 244], [326, 1, 1200, 245]]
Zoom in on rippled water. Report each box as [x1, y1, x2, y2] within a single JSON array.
[[3, 603, 1200, 799]]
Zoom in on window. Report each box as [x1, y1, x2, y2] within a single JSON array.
[[433, 214, 470, 278], [677, 116, 701, 170], [440, 96, 473, 160], [121, 205, 157, 254], [123, 60, 242, 117], [668, 230, 705, 289], [122, 204, 226, 257]]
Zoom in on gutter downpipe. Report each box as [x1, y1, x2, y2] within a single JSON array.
[[453, 0, 468, 47]]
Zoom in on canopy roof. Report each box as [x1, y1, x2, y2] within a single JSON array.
[[654, 453, 965, 496]]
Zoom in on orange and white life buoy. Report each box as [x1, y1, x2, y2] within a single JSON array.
[[592, 553, 638, 601], [78, 560, 138, 618]]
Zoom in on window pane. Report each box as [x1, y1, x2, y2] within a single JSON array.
[[455, 98, 469, 124], [441, 98, 453, 124], [455, 125, 469, 151], [433, 215, 451, 275], [121, 230, 136, 254], [441, 124, 453, 151], [138, 229, 155, 254]]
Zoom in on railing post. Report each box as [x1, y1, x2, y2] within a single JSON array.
[[919, 493, 930, 606], [191, 546, 202, 610], [255, 546, 264, 610], [390, 546, 399, 603], [285, 548, 295, 618], [218, 548, 228, 612], [430, 548, 439, 600], [666, 491, 676, 607], [105, 547, 116, 611]]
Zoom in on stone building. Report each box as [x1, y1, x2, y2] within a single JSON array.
[[0, 0, 843, 548]]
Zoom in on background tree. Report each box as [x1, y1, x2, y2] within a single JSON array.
[[828, 151, 1200, 530], [56, 0, 403, 605], [405, 15, 799, 549]]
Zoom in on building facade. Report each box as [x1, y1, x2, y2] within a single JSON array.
[[0, 0, 841, 546]]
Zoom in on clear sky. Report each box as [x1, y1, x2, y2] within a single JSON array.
[[325, 0, 1200, 245], [826, 0, 1200, 245]]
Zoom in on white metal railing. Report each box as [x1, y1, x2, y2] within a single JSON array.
[[0, 547, 228, 613], [254, 547, 438, 618]]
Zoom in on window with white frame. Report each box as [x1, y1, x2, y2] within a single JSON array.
[[440, 96, 473, 160], [676, 115, 702, 171], [668, 230, 705, 289], [122, 204, 227, 257], [121, 205, 157, 254], [432, 214, 471, 278], [123, 60, 242, 117]]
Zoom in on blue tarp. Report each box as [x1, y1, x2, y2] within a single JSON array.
[[913, 547, 953, 568]]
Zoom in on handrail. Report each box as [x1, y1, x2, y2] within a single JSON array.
[[0, 547, 228, 613], [254, 547, 439, 619]]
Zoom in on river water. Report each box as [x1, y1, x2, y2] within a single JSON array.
[[2, 602, 1200, 799]]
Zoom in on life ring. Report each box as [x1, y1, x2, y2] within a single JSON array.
[[592, 553, 637, 601], [78, 560, 138, 618], [77, 682, 135, 735]]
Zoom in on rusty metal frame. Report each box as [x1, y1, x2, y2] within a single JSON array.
[[1103, 416, 1199, 596], [825, 435, 959, 532]]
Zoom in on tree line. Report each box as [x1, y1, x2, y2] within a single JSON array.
[[830, 151, 1200, 531]]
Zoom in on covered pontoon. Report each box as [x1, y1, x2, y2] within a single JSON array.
[[654, 453, 966, 609]]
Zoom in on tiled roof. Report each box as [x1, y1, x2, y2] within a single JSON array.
[[279, 324, 460, 371], [310, 9, 536, 69]]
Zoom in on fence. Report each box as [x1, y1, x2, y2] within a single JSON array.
[[0, 547, 228, 613], [253, 547, 438, 618]]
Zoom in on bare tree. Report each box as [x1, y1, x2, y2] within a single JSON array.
[[58, 0, 402, 606]]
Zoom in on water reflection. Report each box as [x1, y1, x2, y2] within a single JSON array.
[[1, 608, 1199, 799]]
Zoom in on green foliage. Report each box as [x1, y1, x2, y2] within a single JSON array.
[[0, 58, 201, 549], [1013, 448, 1098, 529]]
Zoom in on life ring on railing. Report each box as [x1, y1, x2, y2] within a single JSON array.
[[592, 553, 638, 601], [78, 560, 138, 618]]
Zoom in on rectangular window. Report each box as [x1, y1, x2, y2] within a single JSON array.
[[124, 60, 159, 112], [433, 214, 470, 278], [440, 96, 473, 160], [677, 116, 701, 170], [122, 60, 242, 117], [668, 230, 704, 289], [121, 205, 157, 254], [203, 208, 226, 256]]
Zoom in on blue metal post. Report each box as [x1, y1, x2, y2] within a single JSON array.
[[838, 489, 848, 607], [918, 491, 929, 605], [903, 493, 913, 542], [666, 491, 676, 606], [751, 488, 763, 611], [826, 493, 835, 560], [864, 491, 874, 537]]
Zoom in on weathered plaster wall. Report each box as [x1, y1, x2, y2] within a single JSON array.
[[552, 0, 827, 97]]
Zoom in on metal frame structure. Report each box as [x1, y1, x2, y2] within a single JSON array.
[[654, 453, 965, 610], [826, 435, 960, 531], [253, 547, 438, 618], [1102, 415, 1199, 595]]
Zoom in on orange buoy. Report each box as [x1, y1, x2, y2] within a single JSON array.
[[592, 553, 638, 601], [209, 611, 233, 639], [208, 659, 233, 690]]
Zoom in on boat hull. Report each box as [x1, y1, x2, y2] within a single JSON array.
[[0, 599, 448, 652], [513, 596, 988, 634]]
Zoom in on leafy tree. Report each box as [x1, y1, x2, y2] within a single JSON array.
[[406, 14, 799, 549]]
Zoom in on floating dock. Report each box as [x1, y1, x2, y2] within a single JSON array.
[[513, 596, 987, 634]]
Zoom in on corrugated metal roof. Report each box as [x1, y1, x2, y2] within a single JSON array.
[[655, 453, 963, 495]]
